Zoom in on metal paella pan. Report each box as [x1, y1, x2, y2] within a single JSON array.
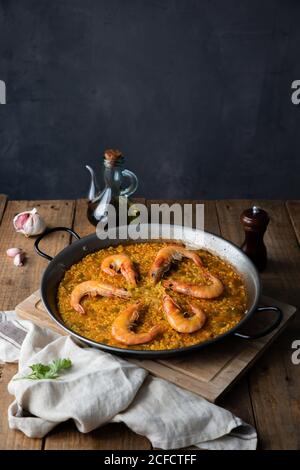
[[34, 224, 282, 358]]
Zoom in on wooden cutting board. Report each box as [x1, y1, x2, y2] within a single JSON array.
[[15, 291, 296, 403]]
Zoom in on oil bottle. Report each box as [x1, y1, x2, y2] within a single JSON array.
[[86, 149, 138, 227]]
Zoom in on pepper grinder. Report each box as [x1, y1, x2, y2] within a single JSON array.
[[240, 206, 270, 271]]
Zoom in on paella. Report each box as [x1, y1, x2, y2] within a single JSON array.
[[57, 242, 247, 351]]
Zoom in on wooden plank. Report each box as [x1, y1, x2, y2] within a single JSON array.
[[214, 297, 297, 395], [0, 199, 74, 450], [216, 200, 300, 306], [0, 200, 75, 309], [16, 291, 65, 334], [131, 358, 220, 398], [286, 201, 300, 245], [44, 197, 150, 450], [0, 194, 7, 224], [45, 421, 150, 450], [72, 199, 94, 238], [0, 194, 8, 403], [159, 343, 242, 383], [216, 200, 300, 450], [146, 199, 220, 235], [0, 364, 42, 450]]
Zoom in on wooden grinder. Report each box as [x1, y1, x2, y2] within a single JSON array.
[[240, 206, 270, 272]]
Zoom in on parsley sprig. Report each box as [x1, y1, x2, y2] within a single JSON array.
[[15, 358, 72, 380]]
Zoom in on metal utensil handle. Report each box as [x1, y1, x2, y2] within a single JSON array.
[[34, 227, 81, 261], [234, 306, 283, 340]]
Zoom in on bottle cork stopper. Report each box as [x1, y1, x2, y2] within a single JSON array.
[[104, 149, 123, 164]]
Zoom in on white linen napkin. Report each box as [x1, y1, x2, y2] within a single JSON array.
[[0, 311, 257, 450]]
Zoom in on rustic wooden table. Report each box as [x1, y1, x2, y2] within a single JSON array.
[[0, 196, 299, 450]]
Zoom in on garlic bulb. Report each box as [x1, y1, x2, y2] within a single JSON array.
[[13, 208, 46, 237], [6, 247, 22, 258], [13, 252, 25, 267]]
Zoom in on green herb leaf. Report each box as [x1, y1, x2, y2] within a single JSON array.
[[15, 358, 72, 380]]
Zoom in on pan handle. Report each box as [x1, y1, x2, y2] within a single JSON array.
[[34, 227, 81, 261], [234, 306, 283, 340]]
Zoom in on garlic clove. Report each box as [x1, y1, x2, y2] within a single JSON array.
[[13, 208, 46, 237], [6, 247, 22, 258], [13, 252, 25, 267], [14, 213, 30, 230]]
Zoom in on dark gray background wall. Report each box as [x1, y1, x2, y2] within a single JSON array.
[[1, 0, 300, 200]]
